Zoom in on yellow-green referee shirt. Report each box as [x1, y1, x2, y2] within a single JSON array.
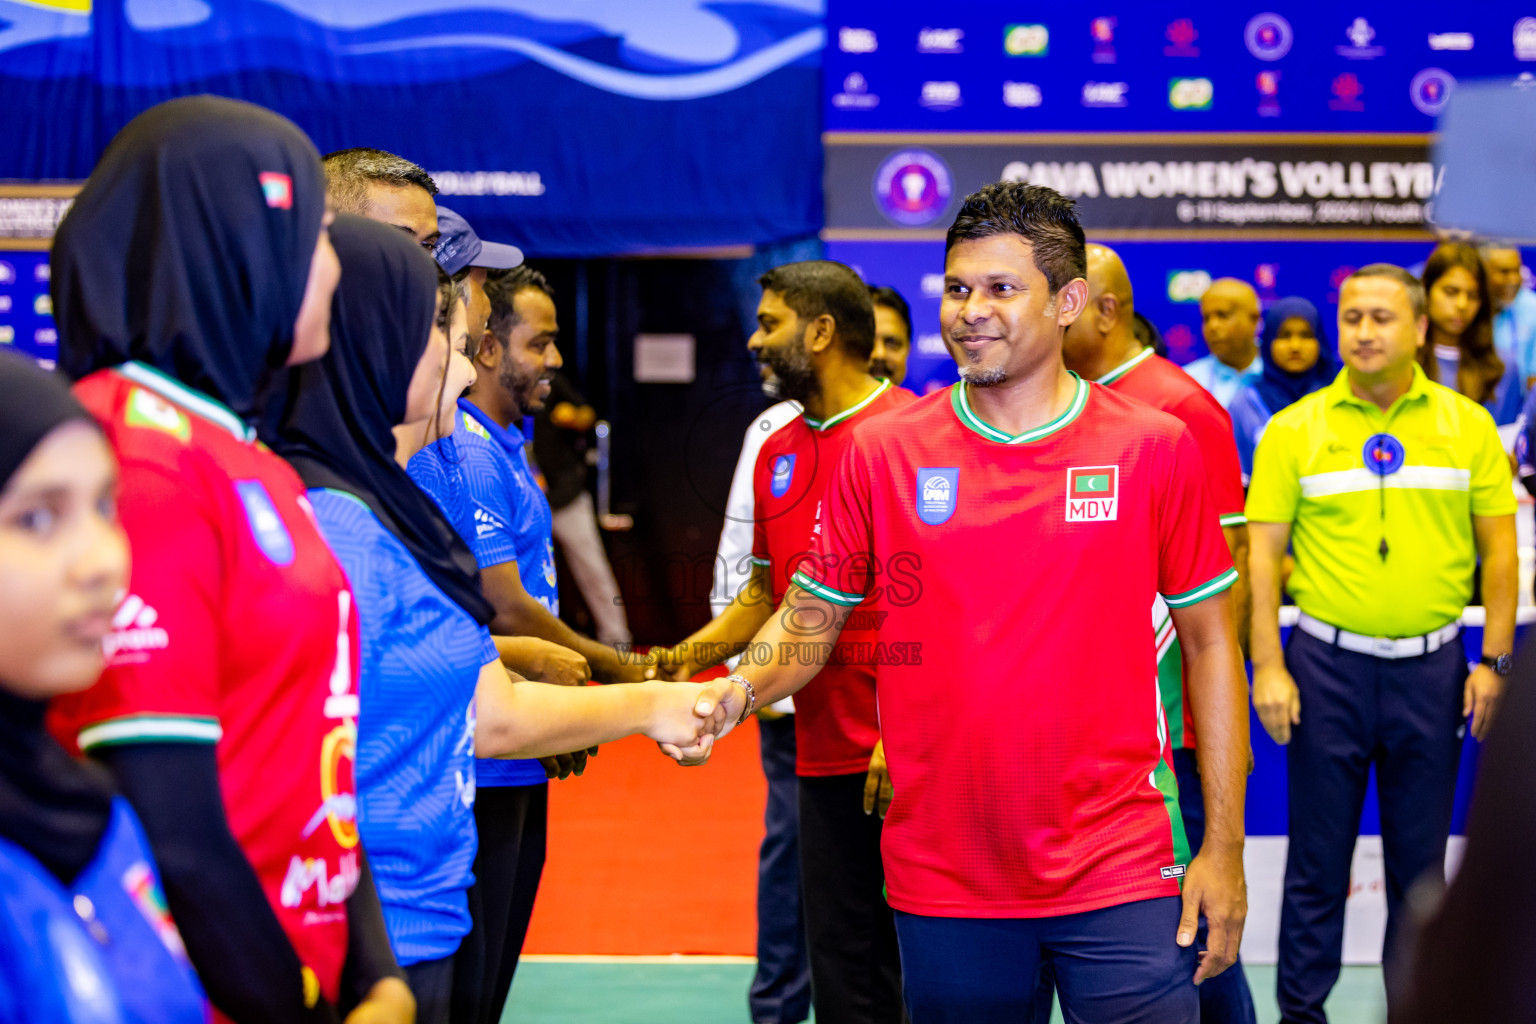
[[1245, 364, 1515, 638]]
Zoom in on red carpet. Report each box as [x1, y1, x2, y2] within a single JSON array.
[[521, 717, 765, 955]]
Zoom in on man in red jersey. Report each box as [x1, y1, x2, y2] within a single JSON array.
[[657, 261, 914, 1024], [693, 184, 1249, 1023], [1060, 243, 1257, 1023]]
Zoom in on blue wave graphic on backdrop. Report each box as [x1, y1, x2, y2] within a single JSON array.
[[0, 0, 823, 97]]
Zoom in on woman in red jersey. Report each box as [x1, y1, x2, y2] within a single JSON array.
[[47, 97, 411, 1024]]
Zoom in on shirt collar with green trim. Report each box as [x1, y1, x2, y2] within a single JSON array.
[[802, 378, 891, 431], [950, 372, 1090, 444], [1324, 363, 1431, 418], [119, 360, 255, 442], [1095, 345, 1156, 386]]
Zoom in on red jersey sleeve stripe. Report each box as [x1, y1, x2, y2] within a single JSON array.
[[1162, 566, 1239, 608], [78, 714, 223, 750], [1218, 512, 1248, 527], [791, 569, 864, 606]]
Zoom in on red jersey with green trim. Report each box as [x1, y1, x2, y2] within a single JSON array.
[[48, 363, 360, 1010], [751, 379, 916, 776], [794, 377, 1236, 917], [1098, 348, 1246, 752]]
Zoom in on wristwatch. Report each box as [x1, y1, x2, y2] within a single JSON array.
[[1480, 652, 1514, 677]]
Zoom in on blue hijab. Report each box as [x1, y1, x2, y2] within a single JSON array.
[[1253, 296, 1336, 414]]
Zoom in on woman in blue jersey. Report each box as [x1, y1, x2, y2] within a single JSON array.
[[1229, 296, 1336, 483], [0, 350, 205, 1023], [276, 215, 731, 1023]]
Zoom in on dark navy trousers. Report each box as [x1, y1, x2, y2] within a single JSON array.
[[750, 714, 812, 1024], [896, 897, 1197, 1024], [1278, 629, 1466, 1024]]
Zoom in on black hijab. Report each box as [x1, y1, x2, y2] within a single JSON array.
[[52, 95, 326, 418], [0, 350, 116, 884], [275, 215, 494, 626]]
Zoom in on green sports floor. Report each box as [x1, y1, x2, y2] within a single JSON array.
[[502, 957, 1387, 1023]]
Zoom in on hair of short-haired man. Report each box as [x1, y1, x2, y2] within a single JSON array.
[[944, 181, 1088, 295], [1345, 263, 1427, 321], [756, 261, 876, 363], [1418, 244, 1504, 402], [322, 147, 438, 216], [869, 285, 913, 339], [484, 265, 555, 345]]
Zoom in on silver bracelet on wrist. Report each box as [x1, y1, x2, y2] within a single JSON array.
[[724, 673, 757, 725]]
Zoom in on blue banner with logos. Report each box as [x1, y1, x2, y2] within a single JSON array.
[[0, 0, 824, 261]]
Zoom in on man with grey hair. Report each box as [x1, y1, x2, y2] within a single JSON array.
[[323, 147, 441, 251]]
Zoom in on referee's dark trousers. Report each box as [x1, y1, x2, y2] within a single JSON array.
[[1277, 628, 1465, 1024]]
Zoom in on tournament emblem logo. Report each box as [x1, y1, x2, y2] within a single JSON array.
[[235, 480, 296, 565], [1363, 434, 1405, 476], [873, 149, 953, 227], [1165, 19, 1199, 57], [1330, 73, 1365, 112], [1066, 466, 1119, 522], [916, 468, 958, 525], [1245, 13, 1293, 61], [1409, 68, 1456, 116], [1090, 17, 1116, 64], [1337, 17, 1384, 59], [770, 453, 796, 497]]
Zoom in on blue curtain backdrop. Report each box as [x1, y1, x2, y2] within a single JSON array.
[[0, 0, 825, 256]]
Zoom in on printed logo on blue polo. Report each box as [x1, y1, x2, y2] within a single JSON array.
[[770, 453, 796, 497], [235, 480, 295, 565], [917, 468, 958, 525]]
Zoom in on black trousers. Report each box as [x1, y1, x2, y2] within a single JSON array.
[[798, 772, 906, 1024], [464, 783, 548, 1024], [1278, 629, 1465, 1024], [405, 955, 455, 1024], [750, 715, 811, 1024]]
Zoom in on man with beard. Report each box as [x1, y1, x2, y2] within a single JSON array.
[[450, 265, 652, 1024], [870, 285, 913, 386], [657, 261, 915, 1024]]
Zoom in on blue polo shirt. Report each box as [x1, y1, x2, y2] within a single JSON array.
[[0, 798, 206, 1024], [308, 488, 496, 965], [408, 407, 553, 788]]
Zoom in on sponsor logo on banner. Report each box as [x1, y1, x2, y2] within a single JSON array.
[[833, 72, 879, 110], [1337, 17, 1384, 59], [917, 28, 962, 54], [1330, 73, 1366, 111], [33, 263, 48, 283], [32, 293, 49, 315], [770, 454, 796, 497], [1165, 19, 1199, 57], [0, 327, 12, 345], [1256, 263, 1280, 301], [916, 468, 958, 525], [1003, 81, 1042, 108], [0, 261, 12, 283], [920, 273, 945, 298], [1257, 71, 1282, 117], [920, 80, 962, 110], [1004, 23, 1048, 56], [916, 333, 948, 355], [1066, 466, 1119, 522], [1090, 17, 1116, 63], [258, 172, 292, 209], [33, 328, 55, 346], [1517, 17, 1536, 59], [235, 480, 296, 566], [1167, 270, 1213, 303], [873, 149, 953, 226], [1170, 77, 1213, 110], [0, 296, 10, 312], [1410, 68, 1456, 116], [1428, 32, 1473, 51], [1082, 81, 1128, 108], [1246, 13, 1293, 61], [838, 26, 876, 53], [1328, 265, 1358, 305]]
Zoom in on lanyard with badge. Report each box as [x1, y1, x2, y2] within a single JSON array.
[[1363, 433, 1404, 561]]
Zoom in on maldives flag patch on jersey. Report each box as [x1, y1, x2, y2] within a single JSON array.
[[259, 172, 293, 209], [1066, 465, 1118, 522]]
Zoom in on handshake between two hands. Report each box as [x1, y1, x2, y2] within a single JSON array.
[[648, 676, 749, 767]]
